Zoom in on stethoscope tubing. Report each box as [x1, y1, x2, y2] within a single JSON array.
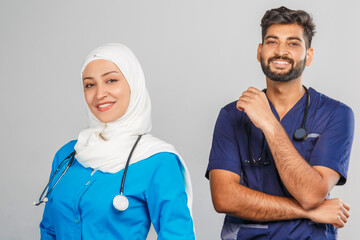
[[34, 135, 143, 209], [120, 134, 142, 194], [34, 151, 76, 206], [245, 85, 309, 165]]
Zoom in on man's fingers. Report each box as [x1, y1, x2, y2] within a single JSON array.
[[342, 201, 350, 211], [337, 216, 345, 228], [247, 86, 262, 93], [237, 94, 254, 111], [339, 210, 348, 224], [237, 99, 245, 111], [242, 90, 257, 98], [239, 95, 253, 103], [333, 216, 345, 228], [342, 205, 350, 218], [333, 223, 344, 229]]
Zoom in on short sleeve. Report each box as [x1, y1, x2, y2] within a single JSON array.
[[309, 103, 354, 185], [205, 105, 242, 179], [146, 153, 195, 240]]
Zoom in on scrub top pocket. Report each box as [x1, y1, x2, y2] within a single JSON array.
[[237, 224, 270, 240]]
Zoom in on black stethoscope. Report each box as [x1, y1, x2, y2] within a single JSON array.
[[34, 134, 143, 212], [245, 86, 309, 166]]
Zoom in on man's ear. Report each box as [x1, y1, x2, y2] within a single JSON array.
[[305, 47, 314, 66], [257, 43, 263, 62]]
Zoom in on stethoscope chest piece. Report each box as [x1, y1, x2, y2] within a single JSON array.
[[113, 194, 129, 211], [293, 127, 308, 141]]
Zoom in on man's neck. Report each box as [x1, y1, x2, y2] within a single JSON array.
[[265, 77, 305, 120]]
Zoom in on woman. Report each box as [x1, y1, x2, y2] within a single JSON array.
[[38, 43, 195, 239]]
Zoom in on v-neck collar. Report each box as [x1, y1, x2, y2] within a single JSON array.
[[267, 87, 310, 123]]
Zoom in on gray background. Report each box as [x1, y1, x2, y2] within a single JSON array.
[[0, 0, 359, 239]]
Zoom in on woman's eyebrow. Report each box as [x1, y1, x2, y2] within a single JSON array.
[[102, 71, 119, 77], [83, 71, 119, 81]]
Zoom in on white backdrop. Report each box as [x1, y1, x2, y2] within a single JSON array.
[[0, 0, 359, 239]]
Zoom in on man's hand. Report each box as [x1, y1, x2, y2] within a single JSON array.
[[306, 198, 350, 228], [236, 87, 277, 131]]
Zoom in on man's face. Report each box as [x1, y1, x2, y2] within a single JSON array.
[[257, 24, 313, 82]]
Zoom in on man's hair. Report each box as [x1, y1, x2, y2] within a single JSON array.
[[261, 6, 316, 48]]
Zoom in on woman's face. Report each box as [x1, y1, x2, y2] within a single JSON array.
[[82, 59, 131, 123]]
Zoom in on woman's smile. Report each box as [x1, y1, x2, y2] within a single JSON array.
[[97, 101, 116, 112]]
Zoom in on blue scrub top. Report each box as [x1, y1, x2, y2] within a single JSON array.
[[206, 88, 354, 240], [40, 141, 195, 240]]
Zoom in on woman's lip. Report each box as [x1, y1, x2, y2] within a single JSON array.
[[97, 102, 115, 112]]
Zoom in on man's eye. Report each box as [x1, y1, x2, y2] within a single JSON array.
[[289, 42, 299, 46], [266, 41, 276, 45]]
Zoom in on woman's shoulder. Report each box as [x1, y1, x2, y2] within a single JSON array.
[[57, 140, 77, 153], [134, 152, 183, 172], [140, 152, 187, 190], [53, 140, 78, 163], [147, 152, 181, 165]]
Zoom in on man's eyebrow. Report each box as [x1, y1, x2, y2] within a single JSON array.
[[264, 35, 304, 43], [288, 36, 303, 42], [265, 35, 279, 40], [82, 71, 119, 81]]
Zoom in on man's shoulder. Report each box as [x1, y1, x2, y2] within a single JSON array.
[[218, 101, 246, 121], [309, 88, 353, 116], [222, 100, 238, 112], [309, 88, 354, 130]]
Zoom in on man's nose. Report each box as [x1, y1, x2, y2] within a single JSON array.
[[275, 42, 289, 56]]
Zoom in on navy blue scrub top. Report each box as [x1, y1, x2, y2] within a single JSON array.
[[206, 88, 354, 240]]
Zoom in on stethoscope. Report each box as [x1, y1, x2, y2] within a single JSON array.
[[34, 134, 143, 212], [245, 86, 309, 166]]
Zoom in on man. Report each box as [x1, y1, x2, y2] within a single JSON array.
[[206, 6, 354, 240]]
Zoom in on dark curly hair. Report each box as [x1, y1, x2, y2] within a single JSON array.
[[261, 6, 316, 49]]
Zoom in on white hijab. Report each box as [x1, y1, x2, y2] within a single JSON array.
[[74, 43, 193, 211]]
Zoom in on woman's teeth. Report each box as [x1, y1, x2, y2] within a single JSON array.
[[98, 103, 113, 108]]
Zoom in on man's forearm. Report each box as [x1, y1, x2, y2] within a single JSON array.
[[210, 170, 306, 221], [210, 170, 349, 227], [223, 185, 306, 221], [262, 120, 332, 209]]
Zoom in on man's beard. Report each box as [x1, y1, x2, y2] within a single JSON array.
[[260, 55, 306, 82]]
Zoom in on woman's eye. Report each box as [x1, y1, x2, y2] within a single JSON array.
[[106, 79, 118, 83], [85, 83, 94, 88]]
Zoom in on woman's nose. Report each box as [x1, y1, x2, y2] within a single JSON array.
[[96, 84, 107, 99]]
